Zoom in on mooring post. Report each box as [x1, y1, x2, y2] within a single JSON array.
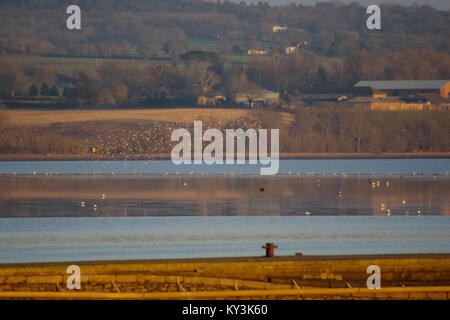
[[262, 243, 278, 257]]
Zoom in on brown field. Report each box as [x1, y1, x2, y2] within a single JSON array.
[[1, 108, 447, 159], [2, 108, 254, 127], [0, 108, 295, 158]]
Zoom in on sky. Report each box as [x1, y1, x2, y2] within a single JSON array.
[[237, 0, 450, 11]]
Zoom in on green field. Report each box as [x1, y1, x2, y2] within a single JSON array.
[[0, 55, 161, 74], [0, 54, 166, 90], [189, 37, 220, 50]]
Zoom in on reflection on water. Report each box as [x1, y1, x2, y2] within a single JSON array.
[[0, 176, 448, 217]]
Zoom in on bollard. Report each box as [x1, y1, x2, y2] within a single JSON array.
[[262, 243, 278, 257]]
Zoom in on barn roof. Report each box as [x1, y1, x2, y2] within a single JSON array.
[[354, 80, 449, 90], [298, 86, 373, 95]]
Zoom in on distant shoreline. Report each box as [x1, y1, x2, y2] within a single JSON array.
[[0, 152, 449, 161]]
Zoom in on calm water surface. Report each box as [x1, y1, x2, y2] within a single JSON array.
[[0, 159, 449, 175], [0, 159, 449, 263], [0, 175, 448, 217], [1, 216, 449, 263]]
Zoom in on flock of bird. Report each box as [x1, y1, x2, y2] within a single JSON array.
[[69, 174, 429, 218], [81, 117, 265, 159]]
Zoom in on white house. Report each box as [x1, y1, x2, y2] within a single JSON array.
[[272, 25, 288, 33], [285, 46, 298, 54], [248, 49, 267, 56]]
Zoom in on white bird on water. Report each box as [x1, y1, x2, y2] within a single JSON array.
[[305, 211, 311, 216]]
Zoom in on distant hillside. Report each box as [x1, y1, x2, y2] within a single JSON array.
[[0, 0, 448, 58], [237, 0, 450, 11], [0, 0, 448, 103]]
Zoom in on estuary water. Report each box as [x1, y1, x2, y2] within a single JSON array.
[[1, 216, 450, 263], [0, 159, 449, 263], [0, 158, 449, 175]]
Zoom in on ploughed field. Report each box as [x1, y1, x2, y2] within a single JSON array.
[[1, 108, 293, 158]]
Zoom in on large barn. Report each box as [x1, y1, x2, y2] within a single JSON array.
[[351, 80, 450, 111], [354, 80, 450, 100]]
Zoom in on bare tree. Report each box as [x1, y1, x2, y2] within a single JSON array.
[[0, 62, 20, 98], [134, 64, 179, 102], [0, 103, 6, 147], [193, 63, 221, 96], [0, 104, 4, 126]]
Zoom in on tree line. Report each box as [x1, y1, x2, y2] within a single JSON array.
[[1, 45, 449, 105], [260, 108, 450, 154]]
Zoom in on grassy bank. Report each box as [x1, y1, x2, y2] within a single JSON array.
[[1, 254, 449, 300]]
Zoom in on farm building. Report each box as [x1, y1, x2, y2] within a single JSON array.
[[419, 93, 450, 110], [296, 87, 373, 102], [248, 49, 268, 56], [347, 96, 449, 111], [348, 97, 424, 111], [272, 25, 288, 33], [235, 89, 279, 108], [285, 46, 298, 55], [354, 80, 450, 100], [352, 80, 450, 111]]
